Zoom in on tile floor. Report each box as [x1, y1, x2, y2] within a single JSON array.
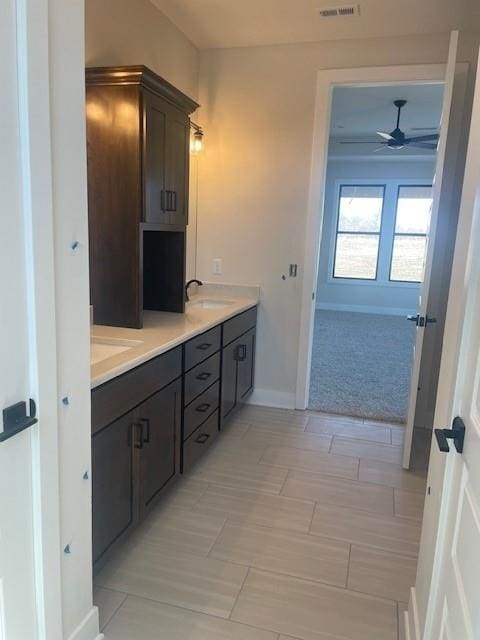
[[94, 405, 427, 640]]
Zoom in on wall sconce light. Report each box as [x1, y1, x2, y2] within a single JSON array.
[[190, 121, 204, 154]]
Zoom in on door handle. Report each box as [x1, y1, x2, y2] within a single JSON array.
[[131, 422, 144, 449], [434, 416, 465, 453], [139, 417, 150, 444], [235, 344, 247, 362], [407, 314, 437, 328], [407, 314, 424, 327], [0, 399, 38, 443]]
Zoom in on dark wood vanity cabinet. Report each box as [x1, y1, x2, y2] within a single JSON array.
[[86, 66, 198, 328], [91, 408, 136, 565], [221, 308, 257, 424], [91, 348, 182, 569], [91, 307, 257, 568]]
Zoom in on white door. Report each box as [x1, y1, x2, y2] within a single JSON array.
[[1, 1, 49, 637], [419, 46, 480, 640], [402, 32, 459, 468]]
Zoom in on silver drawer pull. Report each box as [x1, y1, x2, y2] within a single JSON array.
[[195, 433, 210, 444], [195, 403, 211, 413], [196, 342, 212, 351], [196, 372, 212, 381]]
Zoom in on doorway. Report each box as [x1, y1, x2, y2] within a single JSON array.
[[309, 83, 442, 433]]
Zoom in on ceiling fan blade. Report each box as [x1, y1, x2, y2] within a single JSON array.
[[373, 146, 387, 153], [337, 141, 385, 144], [411, 127, 438, 131], [376, 131, 395, 141], [404, 134, 439, 143], [409, 142, 438, 150]]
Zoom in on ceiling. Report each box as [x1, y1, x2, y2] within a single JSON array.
[[328, 83, 444, 158], [151, 0, 474, 49]]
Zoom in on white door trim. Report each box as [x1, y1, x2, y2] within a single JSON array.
[[15, 0, 63, 637], [296, 62, 446, 410]]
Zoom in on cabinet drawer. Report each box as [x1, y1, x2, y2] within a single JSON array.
[[222, 306, 257, 346], [184, 351, 220, 405], [184, 326, 221, 371], [91, 347, 182, 434], [183, 381, 220, 441], [182, 410, 219, 472]]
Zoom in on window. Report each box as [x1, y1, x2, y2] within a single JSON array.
[[390, 185, 433, 283], [333, 185, 384, 280]]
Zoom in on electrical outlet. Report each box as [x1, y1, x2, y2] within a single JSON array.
[[213, 258, 222, 275]]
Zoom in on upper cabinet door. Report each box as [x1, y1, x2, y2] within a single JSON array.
[[143, 91, 167, 224], [165, 108, 190, 226], [143, 91, 190, 226]]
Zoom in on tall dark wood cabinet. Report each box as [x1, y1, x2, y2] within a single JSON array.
[[86, 66, 199, 328]]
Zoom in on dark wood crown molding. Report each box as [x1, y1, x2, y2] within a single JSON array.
[[85, 65, 199, 115]]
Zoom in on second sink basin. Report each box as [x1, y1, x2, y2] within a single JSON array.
[[91, 336, 143, 365], [189, 299, 234, 310]]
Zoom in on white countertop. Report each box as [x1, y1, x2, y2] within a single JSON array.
[[90, 293, 258, 389]]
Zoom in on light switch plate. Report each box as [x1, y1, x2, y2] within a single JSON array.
[[213, 258, 222, 275]]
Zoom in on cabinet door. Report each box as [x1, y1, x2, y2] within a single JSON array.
[[137, 379, 181, 517], [92, 409, 137, 564], [236, 328, 256, 403], [144, 91, 167, 224], [221, 339, 238, 421], [165, 109, 189, 226]]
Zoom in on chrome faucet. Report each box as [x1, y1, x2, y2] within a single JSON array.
[[185, 279, 203, 302]]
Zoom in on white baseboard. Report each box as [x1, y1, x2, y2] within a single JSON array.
[[407, 587, 421, 640], [247, 389, 296, 409], [316, 302, 416, 317], [67, 606, 102, 640]]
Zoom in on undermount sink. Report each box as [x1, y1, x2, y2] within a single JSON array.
[[90, 336, 143, 365], [189, 299, 234, 310]]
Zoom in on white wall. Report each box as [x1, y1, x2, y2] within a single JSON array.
[[85, 0, 199, 99], [196, 32, 479, 406], [316, 158, 436, 315]]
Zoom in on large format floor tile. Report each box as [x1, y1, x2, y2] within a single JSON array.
[[306, 418, 391, 444], [282, 470, 394, 515], [240, 406, 308, 427], [103, 596, 278, 640], [260, 446, 359, 479], [231, 569, 398, 640], [359, 458, 426, 494], [132, 505, 226, 556], [394, 489, 425, 520], [194, 484, 315, 532], [241, 429, 333, 453], [191, 456, 289, 494], [310, 502, 421, 557], [160, 477, 210, 510], [95, 543, 248, 619], [331, 437, 403, 464], [210, 521, 349, 586], [347, 545, 417, 602], [93, 586, 127, 631]]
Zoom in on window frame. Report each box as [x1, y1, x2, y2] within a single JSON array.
[[388, 183, 433, 284], [331, 183, 386, 282]]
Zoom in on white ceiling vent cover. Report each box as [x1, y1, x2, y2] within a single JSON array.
[[318, 4, 360, 18]]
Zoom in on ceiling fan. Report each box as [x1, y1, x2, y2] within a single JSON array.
[[337, 99, 439, 151]]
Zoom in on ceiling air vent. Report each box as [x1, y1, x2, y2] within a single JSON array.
[[318, 4, 360, 18]]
